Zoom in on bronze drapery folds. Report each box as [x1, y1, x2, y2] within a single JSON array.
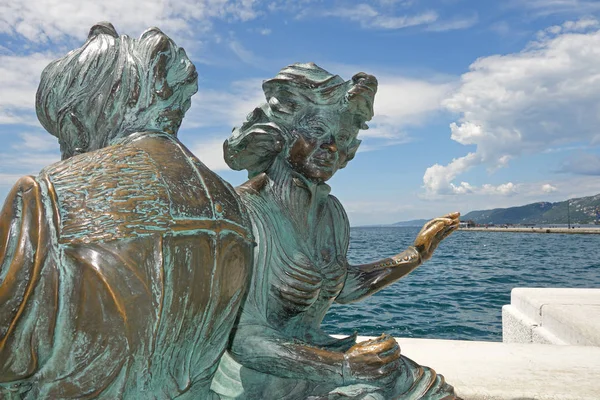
[[212, 63, 460, 399], [0, 23, 253, 399]]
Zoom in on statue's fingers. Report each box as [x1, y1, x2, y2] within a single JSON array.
[[421, 217, 443, 232], [441, 211, 460, 220], [438, 217, 455, 226], [417, 221, 446, 246], [434, 220, 449, 234], [425, 220, 449, 236], [436, 223, 458, 241]]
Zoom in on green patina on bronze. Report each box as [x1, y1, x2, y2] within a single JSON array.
[[211, 63, 461, 399], [0, 20, 461, 399], [0, 22, 253, 399]]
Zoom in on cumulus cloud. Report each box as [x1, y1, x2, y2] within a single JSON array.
[[481, 182, 518, 196], [182, 68, 453, 153], [189, 137, 230, 171], [542, 183, 558, 193], [358, 74, 455, 149], [183, 78, 264, 130], [424, 18, 600, 195], [0, 0, 265, 43], [0, 130, 60, 194], [0, 53, 55, 125]]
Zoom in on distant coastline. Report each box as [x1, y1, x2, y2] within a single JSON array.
[[459, 226, 600, 234]]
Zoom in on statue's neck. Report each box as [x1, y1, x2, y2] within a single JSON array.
[[266, 157, 331, 232]]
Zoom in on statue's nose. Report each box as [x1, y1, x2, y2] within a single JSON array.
[[321, 137, 338, 153]]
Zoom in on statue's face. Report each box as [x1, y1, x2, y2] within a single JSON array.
[[286, 107, 359, 183]]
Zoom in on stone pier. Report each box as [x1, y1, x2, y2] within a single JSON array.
[[350, 288, 600, 399]]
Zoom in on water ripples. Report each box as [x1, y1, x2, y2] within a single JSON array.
[[322, 227, 600, 341]]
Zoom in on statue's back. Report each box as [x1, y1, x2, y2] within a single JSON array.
[[0, 132, 253, 399]]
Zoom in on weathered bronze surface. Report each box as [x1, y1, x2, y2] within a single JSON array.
[[211, 63, 461, 399], [0, 22, 253, 399]]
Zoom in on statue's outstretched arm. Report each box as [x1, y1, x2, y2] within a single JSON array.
[[336, 212, 460, 304]]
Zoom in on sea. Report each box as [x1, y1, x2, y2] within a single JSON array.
[[321, 226, 600, 342]]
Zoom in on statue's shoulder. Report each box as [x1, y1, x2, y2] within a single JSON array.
[[41, 132, 249, 244], [326, 193, 349, 224], [237, 173, 269, 196]]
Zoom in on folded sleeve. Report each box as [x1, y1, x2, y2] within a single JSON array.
[[0, 176, 59, 384]]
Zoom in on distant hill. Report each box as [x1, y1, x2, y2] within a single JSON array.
[[462, 193, 600, 225], [391, 219, 429, 227]]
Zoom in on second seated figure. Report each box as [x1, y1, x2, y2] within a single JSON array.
[[211, 63, 461, 399]]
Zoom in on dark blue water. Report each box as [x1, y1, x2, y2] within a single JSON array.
[[322, 227, 600, 342]]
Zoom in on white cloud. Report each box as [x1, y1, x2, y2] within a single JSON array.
[[183, 78, 265, 130], [181, 66, 453, 156], [0, 130, 60, 194], [367, 11, 439, 30], [228, 39, 265, 67], [301, 4, 438, 30], [300, 3, 477, 32], [0, 0, 263, 43], [189, 137, 230, 171], [358, 74, 455, 148], [0, 53, 55, 125], [512, 0, 600, 17], [536, 17, 600, 40], [481, 182, 518, 196], [425, 13, 479, 32], [424, 18, 600, 195], [542, 183, 558, 193], [423, 153, 481, 195], [12, 131, 59, 151]]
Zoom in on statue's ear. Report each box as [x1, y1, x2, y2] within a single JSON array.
[[88, 22, 118, 39]]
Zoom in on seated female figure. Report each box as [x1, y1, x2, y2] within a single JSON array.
[[211, 63, 460, 399]]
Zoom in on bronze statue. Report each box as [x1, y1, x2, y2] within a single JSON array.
[[211, 63, 461, 399], [0, 23, 253, 399]]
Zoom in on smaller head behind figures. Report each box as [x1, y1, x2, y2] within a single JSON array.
[[224, 63, 378, 183], [36, 22, 198, 160]]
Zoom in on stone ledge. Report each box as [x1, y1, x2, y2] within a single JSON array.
[[503, 288, 600, 345], [511, 288, 600, 323], [356, 337, 600, 400]]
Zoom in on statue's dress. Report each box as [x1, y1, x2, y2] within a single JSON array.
[[0, 132, 253, 399], [211, 162, 455, 400]]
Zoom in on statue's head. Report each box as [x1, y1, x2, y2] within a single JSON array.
[[224, 63, 377, 183], [36, 22, 198, 160]]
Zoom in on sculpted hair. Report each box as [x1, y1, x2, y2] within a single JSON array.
[[224, 63, 377, 178], [36, 22, 198, 160]]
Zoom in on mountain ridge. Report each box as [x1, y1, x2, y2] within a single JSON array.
[[388, 193, 600, 226]]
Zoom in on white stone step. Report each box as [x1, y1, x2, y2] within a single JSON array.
[[354, 336, 600, 400], [502, 288, 600, 345]]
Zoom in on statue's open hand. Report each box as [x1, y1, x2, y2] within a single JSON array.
[[343, 334, 401, 385], [414, 212, 460, 261]]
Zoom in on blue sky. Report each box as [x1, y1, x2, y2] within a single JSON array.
[[2, 0, 600, 226]]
